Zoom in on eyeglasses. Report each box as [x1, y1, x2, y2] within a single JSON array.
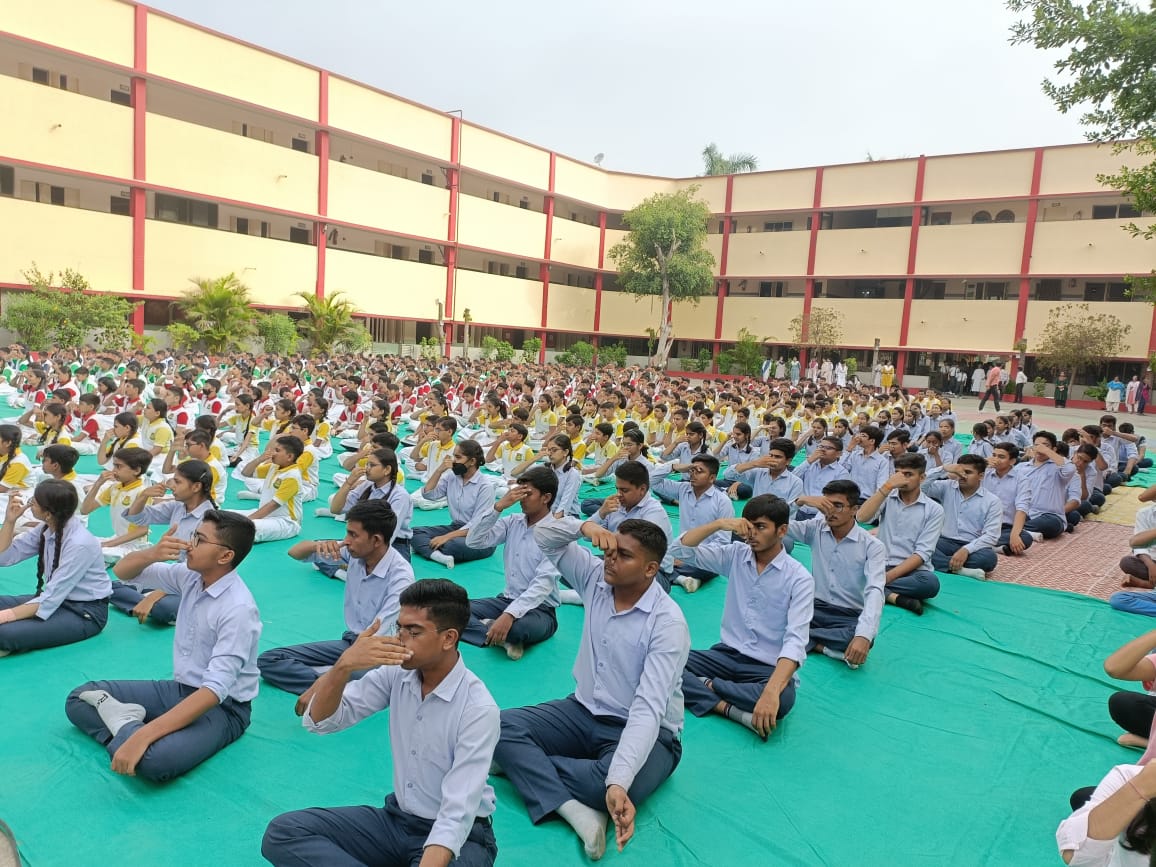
[[191, 532, 233, 552]]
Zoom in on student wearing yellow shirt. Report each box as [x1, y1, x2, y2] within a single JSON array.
[[307, 395, 334, 459], [81, 446, 153, 563], [486, 423, 536, 478], [236, 435, 305, 542], [582, 423, 620, 475], [165, 429, 228, 505], [97, 413, 142, 467], [138, 399, 174, 462], [0, 425, 34, 495], [529, 395, 558, 440]]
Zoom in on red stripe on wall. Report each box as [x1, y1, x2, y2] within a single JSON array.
[[713, 175, 735, 367], [129, 4, 148, 333], [593, 211, 607, 337], [801, 166, 825, 350], [315, 70, 329, 300], [1014, 147, 1045, 347], [443, 116, 462, 352], [540, 153, 555, 362], [896, 155, 928, 382]]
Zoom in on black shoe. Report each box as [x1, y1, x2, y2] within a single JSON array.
[[893, 595, 924, 616]]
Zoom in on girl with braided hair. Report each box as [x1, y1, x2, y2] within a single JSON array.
[[0, 479, 111, 654], [0, 425, 34, 495]]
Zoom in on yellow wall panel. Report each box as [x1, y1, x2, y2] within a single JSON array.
[[720, 297, 804, 343], [604, 229, 630, 264], [554, 157, 608, 206], [813, 227, 910, 276], [670, 297, 717, 341], [144, 222, 315, 306], [551, 220, 601, 269], [456, 195, 545, 260], [328, 161, 448, 240], [546, 284, 595, 332], [327, 78, 450, 161], [0, 198, 131, 291], [1039, 143, 1149, 196], [1023, 300, 1150, 357], [603, 174, 677, 213], [727, 231, 810, 276], [907, 300, 1018, 352], [459, 126, 549, 190], [3, 0, 134, 67], [454, 271, 542, 329], [1, 76, 132, 178], [915, 223, 1025, 276], [921, 151, 1035, 203], [811, 299, 903, 346], [598, 292, 655, 337], [325, 251, 445, 319], [731, 169, 817, 213], [147, 14, 319, 120], [822, 160, 919, 208], [675, 176, 728, 214], [1031, 220, 1156, 276], [147, 114, 318, 213]]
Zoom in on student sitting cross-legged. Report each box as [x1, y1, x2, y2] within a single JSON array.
[[461, 466, 561, 661], [261, 501, 414, 699], [411, 440, 497, 570], [671, 494, 814, 737], [261, 579, 500, 867], [493, 516, 689, 861], [65, 511, 260, 782], [922, 454, 1003, 581], [235, 435, 306, 543]]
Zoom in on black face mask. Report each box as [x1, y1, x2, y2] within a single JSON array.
[[451, 462, 468, 476]]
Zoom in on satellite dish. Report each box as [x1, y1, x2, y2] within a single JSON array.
[[593, 153, 605, 166]]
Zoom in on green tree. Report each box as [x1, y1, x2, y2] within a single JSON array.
[[1034, 302, 1131, 381], [179, 273, 258, 353], [701, 143, 759, 176], [481, 335, 516, 362], [718, 328, 769, 377], [294, 290, 366, 354], [788, 307, 845, 362], [521, 335, 542, 361], [1008, 0, 1156, 297], [557, 340, 595, 367], [256, 312, 300, 355], [2, 264, 137, 350], [600, 342, 628, 367], [608, 187, 716, 369]]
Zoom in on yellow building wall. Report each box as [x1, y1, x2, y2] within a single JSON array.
[[921, 151, 1035, 203], [813, 227, 910, 276], [674, 176, 728, 214], [325, 251, 445, 320], [915, 223, 1026, 276], [1, 75, 132, 178], [327, 78, 450, 161], [0, 198, 131, 291], [456, 195, 546, 260], [459, 126, 549, 190], [726, 231, 810, 276], [1030, 220, 1156, 275], [604, 229, 629, 264], [720, 297, 804, 343], [1023, 300, 1150, 357], [144, 222, 315, 306], [811, 299, 903, 346], [553, 157, 608, 206], [598, 292, 653, 337], [670, 297, 717, 341], [907, 300, 1019, 352], [1039, 143, 1150, 196], [546, 284, 595, 332], [550, 220, 601, 270], [147, 114, 318, 213], [2, 0, 134, 67], [821, 160, 919, 208], [603, 174, 677, 213], [147, 13, 319, 121], [454, 271, 542, 329], [731, 169, 817, 213], [328, 161, 448, 240]]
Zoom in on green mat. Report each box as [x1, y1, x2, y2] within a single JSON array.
[[1, 445, 1151, 866]]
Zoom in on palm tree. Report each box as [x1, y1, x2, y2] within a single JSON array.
[[701, 143, 759, 176], [294, 290, 370, 354], [178, 273, 258, 353]]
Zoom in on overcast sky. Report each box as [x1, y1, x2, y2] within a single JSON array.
[[146, 0, 1087, 177]]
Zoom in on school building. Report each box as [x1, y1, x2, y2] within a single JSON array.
[[1, 0, 1155, 386]]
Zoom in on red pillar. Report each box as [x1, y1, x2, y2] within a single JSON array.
[[314, 70, 329, 301], [539, 153, 555, 363], [713, 175, 734, 372], [444, 116, 462, 354], [800, 166, 825, 371], [593, 211, 606, 360], [1011, 147, 1046, 381], [895, 155, 927, 386], [129, 5, 148, 335]]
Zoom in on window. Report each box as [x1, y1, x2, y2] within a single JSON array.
[[32, 67, 50, 85], [289, 226, 311, 244], [972, 211, 992, 224], [519, 197, 529, 210], [235, 217, 249, 235], [291, 137, 309, 153], [914, 280, 946, 299], [762, 221, 793, 232], [421, 172, 434, 186], [994, 210, 1015, 223], [109, 195, 130, 216], [390, 245, 408, 260], [260, 221, 270, 238], [418, 248, 434, 265], [154, 193, 218, 228], [929, 211, 952, 226], [58, 74, 68, 91], [1120, 203, 1141, 219], [759, 281, 785, 297], [0, 165, 13, 198], [110, 89, 131, 107], [515, 265, 528, 279], [1092, 205, 1117, 220], [1035, 279, 1062, 300]]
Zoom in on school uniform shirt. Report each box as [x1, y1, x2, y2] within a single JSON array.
[[179, 456, 227, 505], [73, 413, 101, 445], [841, 450, 890, 501], [133, 499, 214, 555], [982, 468, 1032, 525], [97, 479, 149, 537], [170, 405, 195, 429], [938, 437, 962, 465], [427, 470, 497, 530], [295, 444, 322, 490], [552, 465, 582, 516], [743, 467, 805, 512], [318, 546, 415, 634], [874, 490, 945, 569], [793, 458, 851, 499], [717, 440, 756, 469], [133, 561, 261, 703], [34, 422, 71, 447], [534, 517, 689, 792], [0, 517, 110, 618], [140, 418, 174, 454], [1056, 764, 1149, 867], [921, 478, 1002, 553], [652, 480, 733, 546], [529, 409, 557, 437], [254, 462, 304, 524], [568, 436, 588, 462], [417, 440, 459, 477], [669, 539, 814, 671], [592, 494, 675, 573], [466, 508, 561, 613], [967, 439, 994, 459], [0, 451, 35, 490], [1020, 459, 1077, 520], [786, 518, 886, 642], [1132, 505, 1156, 558], [587, 440, 619, 466], [344, 480, 413, 542], [303, 654, 499, 859]]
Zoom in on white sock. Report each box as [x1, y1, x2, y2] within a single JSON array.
[[78, 690, 146, 737], [236, 490, 260, 501], [504, 641, 524, 661], [430, 550, 455, 569], [674, 575, 701, 594], [558, 588, 583, 606], [557, 799, 608, 860]]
